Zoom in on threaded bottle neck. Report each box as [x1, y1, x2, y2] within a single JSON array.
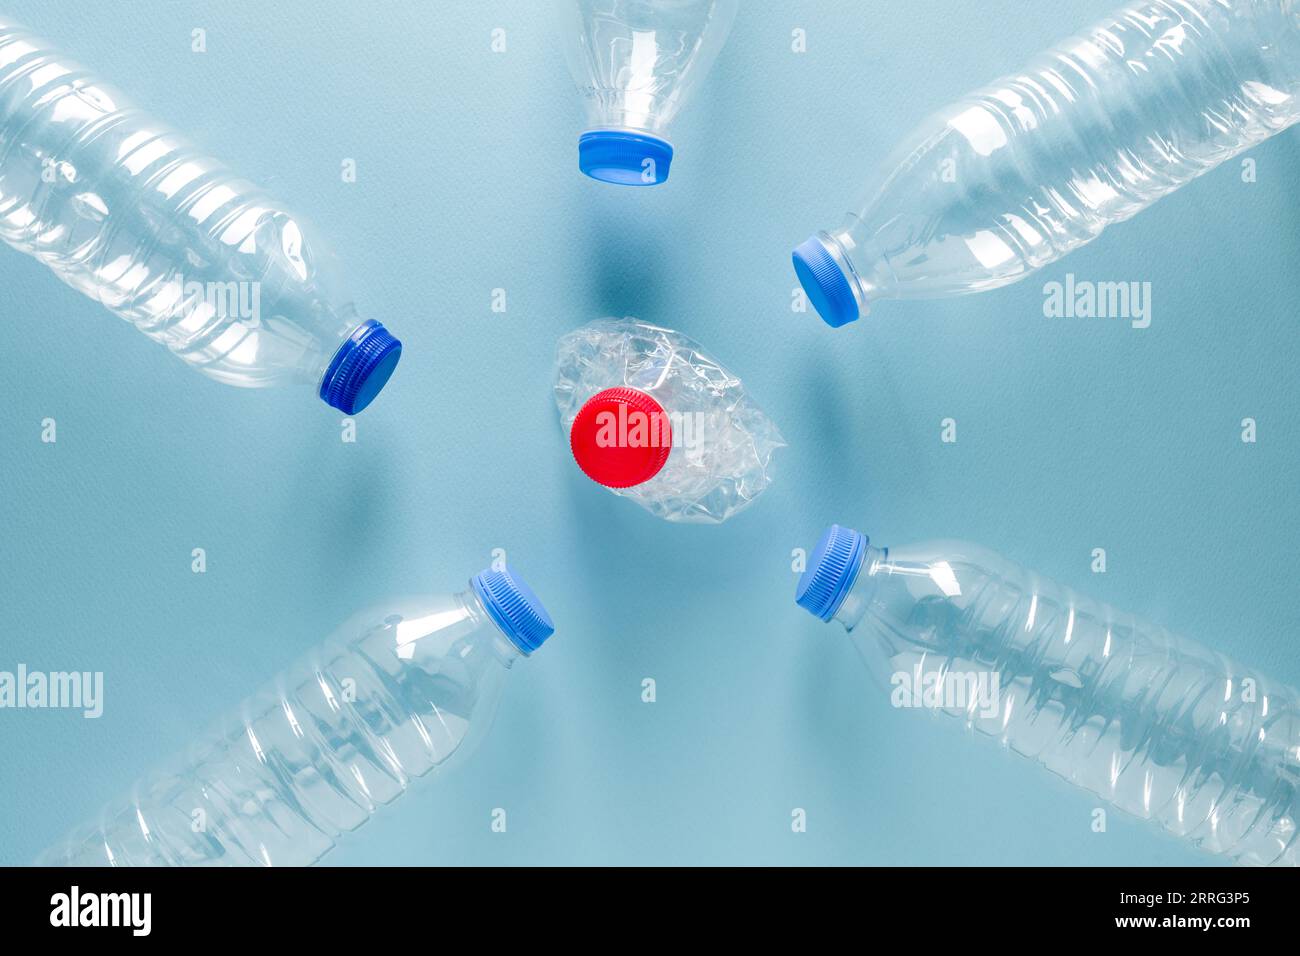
[[830, 545, 887, 632]]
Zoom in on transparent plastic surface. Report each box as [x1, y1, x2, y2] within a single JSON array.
[[560, 0, 737, 135], [832, 537, 1300, 866], [554, 317, 784, 523], [820, 0, 1300, 313], [0, 20, 365, 389], [37, 588, 519, 866]]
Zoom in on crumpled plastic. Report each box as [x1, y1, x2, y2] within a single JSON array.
[[554, 317, 785, 523]]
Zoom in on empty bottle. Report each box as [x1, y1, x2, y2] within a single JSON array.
[[793, 0, 1300, 326], [555, 317, 783, 523], [561, 0, 738, 185], [795, 523, 1300, 865], [0, 20, 400, 413], [38, 564, 554, 866]]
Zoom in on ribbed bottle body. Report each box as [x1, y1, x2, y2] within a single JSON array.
[[560, 0, 737, 134], [832, 0, 1300, 305], [839, 540, 1299, 865], [38, 591, 514, 866], [0, 20, 360, 388]]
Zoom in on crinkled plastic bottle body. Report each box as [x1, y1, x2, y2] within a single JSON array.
[[555, 318, 784, 523]]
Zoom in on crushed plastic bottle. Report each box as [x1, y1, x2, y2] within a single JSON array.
[[561, 0, 738, 185], [793, 0, 1300, 326], [554, 317, 783, 523], [0, 19, 400, 413], [796, 523, 1300, 866], [37, 564, 554, 866]]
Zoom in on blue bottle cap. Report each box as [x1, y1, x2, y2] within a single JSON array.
[[795, 524, 868, 621], [792, 236, 860, 327], [472, 564, 556, 655], [578, 130, 673, 186], [320, 320, 402, 414]]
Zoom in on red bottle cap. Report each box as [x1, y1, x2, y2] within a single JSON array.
[[569, 387, 673, 488]]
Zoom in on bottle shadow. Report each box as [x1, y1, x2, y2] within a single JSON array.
[[575, 211, 675, 321]]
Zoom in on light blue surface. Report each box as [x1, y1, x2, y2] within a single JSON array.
[[1, 0, 1298, 866]]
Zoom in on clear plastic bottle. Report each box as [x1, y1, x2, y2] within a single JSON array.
[[560, 0, 738, 185], [554, 317, 784, 523], [793, 0, 1300, 326], [795, 524, 1300, 865], [0, 19, 400, 412], [37, 565, 554, 866]]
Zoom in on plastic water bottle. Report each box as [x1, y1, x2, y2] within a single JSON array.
[[0, 20, 401, 413], [795, 524, 1300, 866], [561, 0, 738, 185], [792, 0, 1300, 327], [554, 317, 784, 523], [37, 565, 554, 866]]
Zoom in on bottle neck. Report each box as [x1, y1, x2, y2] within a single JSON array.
[[820, 225, 883, 316], [308, 307, 365, 386], [830, 544, 889, 632], [385, 588, 523, 669], [458, 588, 525, 667]]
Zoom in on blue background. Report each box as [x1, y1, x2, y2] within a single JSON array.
[[1, 0, 1298, 867]]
